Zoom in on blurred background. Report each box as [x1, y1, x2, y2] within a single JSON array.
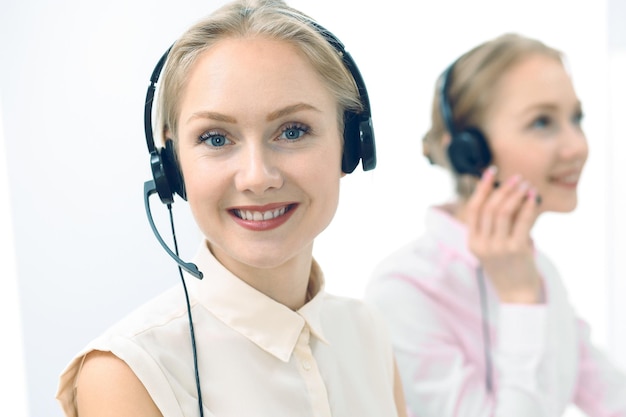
[[1, 0, 625, 415]]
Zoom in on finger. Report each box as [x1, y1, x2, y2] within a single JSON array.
[[480, 174, 521, 238], [466, 166, 498, 235], [510, 187, 539, 240], [492, 179, 530, 240]]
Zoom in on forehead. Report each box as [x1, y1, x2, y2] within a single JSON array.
[[490, 54, 578, 113], [178, 36, 337, 118]]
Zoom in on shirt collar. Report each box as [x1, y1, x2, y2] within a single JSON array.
[[425, 205, 480, 268], [297, 259, 329, 345], [188, 242, 328, 362]]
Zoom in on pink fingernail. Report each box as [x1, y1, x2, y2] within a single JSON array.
[[527, 188, 542, 205], [518, 181, 529, 191], [482, 165, 497, 181]]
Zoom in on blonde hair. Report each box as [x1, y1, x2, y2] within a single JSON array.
[[155, 0, 362, 146], [423, 33, 563, 198]]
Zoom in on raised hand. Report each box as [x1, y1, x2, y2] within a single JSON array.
[[466, 166, 544, 304]]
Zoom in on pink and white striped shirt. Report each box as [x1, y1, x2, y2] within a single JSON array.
[[365, 206, 626, 417]]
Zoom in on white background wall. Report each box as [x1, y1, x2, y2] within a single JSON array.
[[0, 1, 623, 416], [0, 99, 29, 416]]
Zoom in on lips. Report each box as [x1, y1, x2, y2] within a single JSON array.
[[229, 203, 297, 231], [549, 171, 581, 187]]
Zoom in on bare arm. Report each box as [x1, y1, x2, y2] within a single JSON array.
[[76, 350, 163, 417], [393, 358, 408, 417]]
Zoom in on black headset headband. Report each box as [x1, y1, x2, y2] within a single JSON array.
[[144, 21, 376, 205], [438, 63, 456, 136]]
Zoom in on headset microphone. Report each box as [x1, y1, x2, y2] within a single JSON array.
[[144, 180, 203, 279]]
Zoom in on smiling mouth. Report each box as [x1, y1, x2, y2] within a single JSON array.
[[231, 204, 295, 221], [549, 173, 580, 185]]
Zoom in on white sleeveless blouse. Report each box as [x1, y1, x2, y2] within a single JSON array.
[[56, 242, 398, 417]]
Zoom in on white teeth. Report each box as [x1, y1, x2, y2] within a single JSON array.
[[237, 206, 288, 221]]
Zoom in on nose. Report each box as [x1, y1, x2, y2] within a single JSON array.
[[234, 143, 283, 195], [559, 124, 588, 163]]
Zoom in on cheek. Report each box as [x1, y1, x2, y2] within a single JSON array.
[[298, 150, 341, 208], [490, 138, 548, 182], [178, 154, 222, 203], [495, 156, 547, 188]]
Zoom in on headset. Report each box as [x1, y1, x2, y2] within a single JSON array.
[[142, 18, 376, 417], [439, 60, 492, 177]]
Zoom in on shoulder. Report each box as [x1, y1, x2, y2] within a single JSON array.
[[56, 285, 192, 416], [371, 238, 443, 281], [90, 284, 191, 343], [76, 351, 162, 416], [364, 236, 451, 304]]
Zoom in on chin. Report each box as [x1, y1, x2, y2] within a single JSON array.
[[544, 197, 578, 213]]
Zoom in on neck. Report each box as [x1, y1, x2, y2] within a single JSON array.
[[209, 243, 313, 311]]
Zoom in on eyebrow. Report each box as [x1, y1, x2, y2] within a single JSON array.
[[186, 102, 321, 124], [518, 100, 582, 117], [187, 111, 237, 124], [266, 103, 321, 121]]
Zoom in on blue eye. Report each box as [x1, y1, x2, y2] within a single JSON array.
[[199, 131, 231, 147], [572, 110, 584, 126], [279, 124, 309, 141], [531, 115, 552, 129]]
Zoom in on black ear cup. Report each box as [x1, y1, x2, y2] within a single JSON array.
[[447, 128, 492, 178], [439, 61, 492, 177], [341, 113, 360, 173], [149, 139, 186, 205], [341, 113, 376, 173], [309, 22, 376, 174], [341, 110, 376, 173], [341, 114, 376, 173], [358, 118, 376, 171]]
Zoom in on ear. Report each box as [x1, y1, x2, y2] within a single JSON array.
[[163, 127, 173, 146], [441, 132, 452, 148]]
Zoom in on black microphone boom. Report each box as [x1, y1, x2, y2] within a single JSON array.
[[144, 180, 204, 279]]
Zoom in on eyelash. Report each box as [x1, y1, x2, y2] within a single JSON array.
[[198, 130, 230, 147], [530, 114, 553, 130], [197, 122, 311, 147], [529, 110, 584, 131], [278, 123, 310, 141]]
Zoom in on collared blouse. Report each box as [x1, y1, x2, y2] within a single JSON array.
[[57, 241, 399, 417], [365, 206, 626, 417]]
